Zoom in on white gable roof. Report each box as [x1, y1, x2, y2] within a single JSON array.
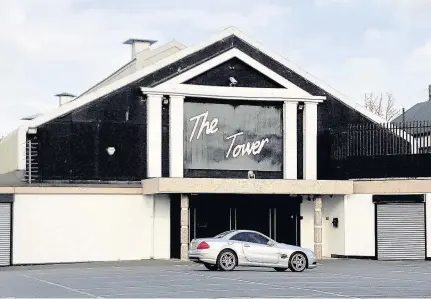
[[79, 40, 187, 97]]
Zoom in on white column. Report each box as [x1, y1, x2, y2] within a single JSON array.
[[180, 194, 189, 261], [148, 195, 155, 259], [283, 101, 298, 179], [146, 93, 163, 178], [169, 95, 184, 177], [303, 102, 318, 180], [314, 196, 323, 260]]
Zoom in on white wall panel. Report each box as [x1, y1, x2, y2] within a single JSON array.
[[322, 195, 345, 257], [426, 194, 431, 259], [0, 129, 19, 174], [300, 198, 314, 251], [12, 194, 170, 264], [154, 194, 171, 259], [344, 194, 375, 257]]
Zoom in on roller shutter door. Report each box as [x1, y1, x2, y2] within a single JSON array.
[[0, 203, 11, 266], [376, 203, 425, 260]]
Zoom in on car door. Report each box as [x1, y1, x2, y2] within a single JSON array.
[[241, 232, 280, 264]]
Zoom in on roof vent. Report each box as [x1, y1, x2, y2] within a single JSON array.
[[428, 85, 431, 101], [123, 38, 157, 60], [55, 92, 76, 107]]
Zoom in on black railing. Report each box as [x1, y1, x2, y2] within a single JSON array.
[[347, 121, 431, 157], [323, 121, 431, 179]]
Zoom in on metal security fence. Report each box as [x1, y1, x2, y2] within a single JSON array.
[[323, 121, 431, 180]]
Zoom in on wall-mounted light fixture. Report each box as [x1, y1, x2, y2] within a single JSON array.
[[28, 127, 37, 135], [229, 77, 238, 87], [298, 103, 304, 110], [247, 170, 255, 179], [106, 147, 116, 156], [162, 96, 169, 106]]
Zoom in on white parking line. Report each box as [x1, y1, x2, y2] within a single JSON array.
[[391, 270, 431, 275], [306, 285, 431, 289], [20, 274, 101, 298], [326, 272, 431, 284], [165, 270, 361, 299]]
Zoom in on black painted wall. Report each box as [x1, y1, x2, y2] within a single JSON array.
[[297, 106, 304, 180], [34, 34, 388, 182], [162, 97, 170, 177], [184, 58, 283, 88], [37, 87, 147, 181]]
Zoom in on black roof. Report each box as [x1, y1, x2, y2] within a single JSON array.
[[393, 100, 431, 123], [392, 100, 431, 135]]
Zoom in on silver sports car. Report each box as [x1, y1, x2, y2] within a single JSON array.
[[188, 229, 317, 272]]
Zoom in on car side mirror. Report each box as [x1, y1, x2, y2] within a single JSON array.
[[267, 241, 275, 247]]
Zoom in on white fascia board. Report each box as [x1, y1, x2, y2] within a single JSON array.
[[141, 85, 325, 102], [157, 48, 313, 98]]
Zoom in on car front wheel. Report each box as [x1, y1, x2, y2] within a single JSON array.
[[217, 249, 237, 271], [288, 252, 307, 272]]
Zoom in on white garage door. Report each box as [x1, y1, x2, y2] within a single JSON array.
[[0, 203, 11, 266], [376, 202, 426, 260]]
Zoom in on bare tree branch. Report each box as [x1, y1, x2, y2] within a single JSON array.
[[364, 92, 400, 121]]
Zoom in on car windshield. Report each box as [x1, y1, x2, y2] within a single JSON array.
[[214, 230, 234, 238]]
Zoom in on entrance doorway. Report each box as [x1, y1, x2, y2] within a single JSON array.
[[189, 195, 231, 239], [188, 194, 301, 246], [170, 194, 181, 259], [234, 195, 271, 237], [273, 204, 301, 246]]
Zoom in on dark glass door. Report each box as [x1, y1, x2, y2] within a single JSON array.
[[189, 195, 231, 239], [234, 195, 271, 237], [273, 198, 301, 246], [274, 208, 300, 246]]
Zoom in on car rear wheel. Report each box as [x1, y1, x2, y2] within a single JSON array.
[[217, 249, 237, 271], [204, 263, 218, 271], [288, 252, 307, 272]]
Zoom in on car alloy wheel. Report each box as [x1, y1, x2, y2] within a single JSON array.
[[217, 250, 237, 271], [289, 252, 307, 272]]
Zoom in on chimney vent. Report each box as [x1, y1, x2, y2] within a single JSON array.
[[123, 38, 157, 60], [429, 85, 431, 101], [55, 92, 76, 107]]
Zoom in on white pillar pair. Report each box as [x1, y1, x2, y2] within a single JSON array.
[[145, 93, 184, 178], [283, 101, 318, 180]]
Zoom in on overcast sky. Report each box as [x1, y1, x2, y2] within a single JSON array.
[[1, 0, 430, 136]]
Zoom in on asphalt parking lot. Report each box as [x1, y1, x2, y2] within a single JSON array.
[[1, 259, 431, 298]]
